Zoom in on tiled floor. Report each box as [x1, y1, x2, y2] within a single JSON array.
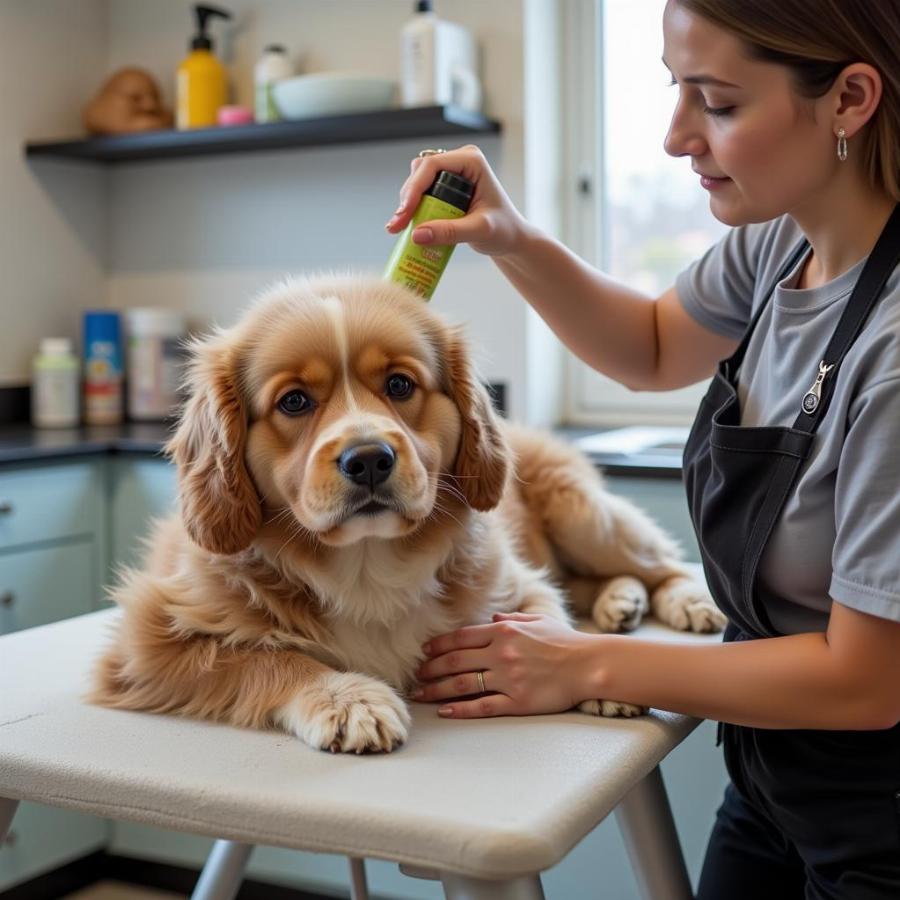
[[62, 882, 185, 899]]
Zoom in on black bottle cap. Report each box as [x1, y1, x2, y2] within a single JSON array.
[[190, 4, 233, 51], [425, 171, 475, 213], [264, 44, 287, 54], [416, 0, 433, 12]]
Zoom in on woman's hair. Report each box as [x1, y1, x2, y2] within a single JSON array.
[[676, 0, 900, 202]]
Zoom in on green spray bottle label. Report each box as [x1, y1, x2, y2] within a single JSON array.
[[384, 170, 474, 301]]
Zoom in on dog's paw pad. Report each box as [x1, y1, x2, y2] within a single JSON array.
[[651, 576, 726, 633], [592, 576, 649, 633], [579, 698, 647, 717], [279, 672, 410, 753]]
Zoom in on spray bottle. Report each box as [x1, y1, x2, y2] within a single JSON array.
[[384, 170, 474, 300], [177, 4, 233, 129]]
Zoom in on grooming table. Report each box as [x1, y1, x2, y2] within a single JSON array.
[[0, 609, 717, 900]]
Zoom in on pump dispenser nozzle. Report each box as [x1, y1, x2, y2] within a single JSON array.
[[190, 4, 232, 51]]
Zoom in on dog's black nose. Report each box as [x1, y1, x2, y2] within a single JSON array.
[[338, 442, 396, 488]]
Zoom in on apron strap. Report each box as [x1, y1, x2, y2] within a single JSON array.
[[792, 203, 900, 433], [725, 238, 810, 379]]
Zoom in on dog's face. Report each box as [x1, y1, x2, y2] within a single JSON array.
[[167, 277, 508, 554]]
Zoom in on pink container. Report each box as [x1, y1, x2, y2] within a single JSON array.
[[217, 105, 254, 126]]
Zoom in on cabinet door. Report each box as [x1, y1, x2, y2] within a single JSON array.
[[0, 540, 94, 636], [0, 461, 104, 552], [0, 540, 107, 891], [108, 456, 178, 575], [0, 803, 107, 893]]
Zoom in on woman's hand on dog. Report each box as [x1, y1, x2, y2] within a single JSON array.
[[385, 144, 531, 258], [413, 612, 601, 718]]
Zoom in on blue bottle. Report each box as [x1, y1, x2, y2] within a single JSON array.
[[83, 311, 123, 425]]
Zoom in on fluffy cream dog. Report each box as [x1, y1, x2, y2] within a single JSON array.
[[91, 276, 723, 753]]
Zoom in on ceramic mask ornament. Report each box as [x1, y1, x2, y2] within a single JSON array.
[[83, 68, 174, 135]]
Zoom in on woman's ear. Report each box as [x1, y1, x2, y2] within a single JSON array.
[[165, 333, 261, 554], [443, 326, 509, 510], [833, 62, 883, 138]]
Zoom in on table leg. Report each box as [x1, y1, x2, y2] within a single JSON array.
[[191, 839, 254, 900], [348, 856, 370, 900], [614, 765, 693, 900], [0, 798, 19, 842], [440, 872, 545, 900]]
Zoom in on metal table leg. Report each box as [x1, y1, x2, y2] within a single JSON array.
[[614, 765, 693, 900], [349, 856, 370, 900], [440, 872, 545, 900], [0, 798, 19, 843], [191, 839, 254, 900]]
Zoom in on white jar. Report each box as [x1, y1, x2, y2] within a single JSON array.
[[125, 308, 186, 421], [32, 337, 80, 428], [254, 45, 293, 123]]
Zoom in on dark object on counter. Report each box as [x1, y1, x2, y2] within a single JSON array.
[[83, 68, 174, 135]]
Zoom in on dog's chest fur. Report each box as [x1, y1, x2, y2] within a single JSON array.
[[299, 538, 463, 691]]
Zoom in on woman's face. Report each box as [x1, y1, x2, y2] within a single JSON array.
[[662, 1, 835, 226]]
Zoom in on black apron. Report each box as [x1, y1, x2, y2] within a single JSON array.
[[682, 205, 900, 896]]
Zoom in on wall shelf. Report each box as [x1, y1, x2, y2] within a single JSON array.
[[24, 104, 501, 165]]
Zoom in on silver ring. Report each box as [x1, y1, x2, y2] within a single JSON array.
[[475, 670, 486, 693], [418, 148, 447, 158]]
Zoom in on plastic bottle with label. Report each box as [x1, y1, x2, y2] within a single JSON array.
[[384, 170, 474, 300], [254, 45, 293, 123], [32, 338, 80, 428], [125, 308, 187, 421], [83, 311, 123, 425]]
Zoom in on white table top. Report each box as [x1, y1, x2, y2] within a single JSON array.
[[0, 607, 719, 879]]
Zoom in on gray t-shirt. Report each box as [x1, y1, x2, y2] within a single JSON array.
[[676, 214, 900, 633]]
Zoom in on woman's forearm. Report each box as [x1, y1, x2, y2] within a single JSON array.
[[584, 631, 890, 731], [494, 226, 660, 390]]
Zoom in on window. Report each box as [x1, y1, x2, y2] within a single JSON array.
[[564, 0, 728, 425]]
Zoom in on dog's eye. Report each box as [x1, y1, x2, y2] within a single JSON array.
[[277, 390, 314, 416], [385, 374, 415, 400]]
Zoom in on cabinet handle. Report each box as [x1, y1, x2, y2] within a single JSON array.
[[0, 592, 14, 608], [0, 500, 12, 515]]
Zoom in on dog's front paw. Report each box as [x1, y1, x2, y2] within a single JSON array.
[[651, 575, 726, 632], [579, 698, 647, 717], [592, 576, 649, 633], [277, 672, 410, 753]]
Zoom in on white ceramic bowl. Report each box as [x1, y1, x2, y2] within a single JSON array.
[[272, 73, 396, 119]]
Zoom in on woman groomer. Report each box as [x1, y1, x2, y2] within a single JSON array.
[[390, 1, 900, 897]]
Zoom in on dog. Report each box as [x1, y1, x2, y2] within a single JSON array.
[[90, 275, 724, 753]]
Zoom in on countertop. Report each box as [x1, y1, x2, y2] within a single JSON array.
[[0, 421, 683, 478]]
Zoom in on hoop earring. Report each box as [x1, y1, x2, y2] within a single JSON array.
[[837, 127, 848, 162]]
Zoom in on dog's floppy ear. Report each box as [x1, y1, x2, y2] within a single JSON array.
[[165, 333, 261, 554], [443, 326, 509, 510]]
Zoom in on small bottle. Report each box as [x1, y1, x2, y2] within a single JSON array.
[[401, 0, 437, 108], [83, 311, 123, 426], [384, 170, 474, 300], [125, 308, 187, 421], [32, 338, 80, 429], [254, 45, 293, 123]]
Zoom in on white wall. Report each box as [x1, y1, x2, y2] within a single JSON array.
[[0, 0, 109, 387], [4, 0, 568, 423], [102, 0, 565, 423]]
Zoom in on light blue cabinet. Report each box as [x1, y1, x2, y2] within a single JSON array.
[[0, 459, 111, 892], [108, 456, 178, 574]]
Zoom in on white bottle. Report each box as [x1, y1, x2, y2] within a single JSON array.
[[401, 0, 437, 108], [125, 308, 187, 421], [32, 338, 80, 428], [254, 45, 293, 123]]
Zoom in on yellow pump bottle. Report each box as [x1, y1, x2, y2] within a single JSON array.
[[177, 4, 232, 130]]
